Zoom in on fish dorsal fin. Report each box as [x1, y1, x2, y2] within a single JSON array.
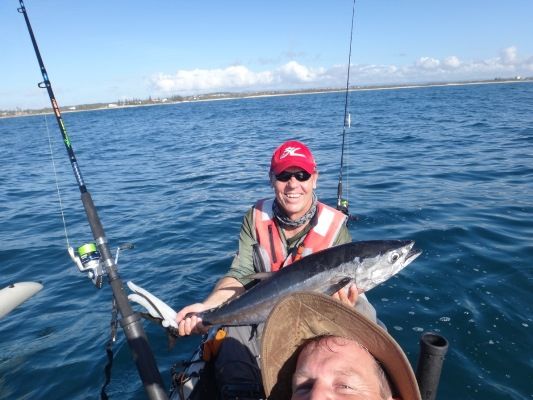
[[324, 277, 352, 296], [244, 272, 275, 281]]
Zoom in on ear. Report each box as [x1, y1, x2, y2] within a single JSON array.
[[269, 171, 275, 187], [312, 171, 319, 189]]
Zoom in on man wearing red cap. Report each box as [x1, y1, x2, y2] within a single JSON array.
[[175, 140, 377, 398]]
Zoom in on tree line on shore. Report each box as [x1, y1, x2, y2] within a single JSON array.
[[2, 76, 531, 118]]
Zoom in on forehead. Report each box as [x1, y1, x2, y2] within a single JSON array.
[[302, 337, 366, 354], [297, 337, 376, 370]]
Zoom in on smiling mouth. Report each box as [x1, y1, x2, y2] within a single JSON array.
[[284, 193, 303, 201], [285, 192, 302, 198]]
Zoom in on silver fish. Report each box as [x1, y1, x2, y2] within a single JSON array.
[[195, 240, 421, 326]]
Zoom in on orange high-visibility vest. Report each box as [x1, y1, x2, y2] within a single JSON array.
[[253, 199, 347, 272]]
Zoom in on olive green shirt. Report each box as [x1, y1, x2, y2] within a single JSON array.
[[225, 204, 351, 286]]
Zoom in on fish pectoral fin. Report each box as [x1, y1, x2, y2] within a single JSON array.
[[324, 277, 353, 296], [243, 272, 275, 281]]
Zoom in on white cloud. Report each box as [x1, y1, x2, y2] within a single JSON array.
[[151, 61, 329, 93], [415, 57, 441, 70], [152, 65, 274, 92], [443, 56, 461, 69], [500, 46, 518, 64], [526, 56, 533, 72], [278, 61, 323, 82], [149, 46, 533, 95]]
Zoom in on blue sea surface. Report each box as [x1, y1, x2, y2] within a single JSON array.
[[1, 82, 532, 399]]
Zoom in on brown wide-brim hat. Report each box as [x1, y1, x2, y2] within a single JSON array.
[[261, 292, 421, 400]]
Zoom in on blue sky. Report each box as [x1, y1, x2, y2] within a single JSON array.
[[2, 0, 532, 110]]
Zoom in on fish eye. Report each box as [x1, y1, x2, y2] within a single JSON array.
[[389, 252, 400, 263]]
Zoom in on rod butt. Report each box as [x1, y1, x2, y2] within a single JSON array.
[[416, 332, 449, 400]]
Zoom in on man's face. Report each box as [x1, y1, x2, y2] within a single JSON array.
[[271, 167, 318, 221], [291, 337, 391, 400]]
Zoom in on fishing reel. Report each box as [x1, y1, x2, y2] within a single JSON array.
[[68, 243, 104, 288], [337, 198, 350, 216], [68, 242, 134, 289], [336, 198, 358, 222]]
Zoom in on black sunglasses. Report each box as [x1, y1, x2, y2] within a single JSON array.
[[275, 170, 312, 182]]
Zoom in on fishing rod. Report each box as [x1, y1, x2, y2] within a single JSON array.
[[17, 1, 168, 399], [334, 4, 450, 396], [336, 0, 356, 217]]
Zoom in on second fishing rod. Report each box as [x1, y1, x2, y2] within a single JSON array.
[[17, 1, 168, 399], [336, 0, 356, 219]]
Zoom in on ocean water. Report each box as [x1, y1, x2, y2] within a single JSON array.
[[0, 82, 532, 399]]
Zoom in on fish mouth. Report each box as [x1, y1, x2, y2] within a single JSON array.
[[406, 246, 422, 263]]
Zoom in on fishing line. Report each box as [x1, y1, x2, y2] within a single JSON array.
[[337, 0, 356, 217], [43, 106, 119, 398], [43, 112, 71, 249]]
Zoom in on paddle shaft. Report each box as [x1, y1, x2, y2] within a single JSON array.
[[17, 2, 167, 398]]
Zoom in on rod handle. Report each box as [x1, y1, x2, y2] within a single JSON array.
[[416, 332, 449, 400]]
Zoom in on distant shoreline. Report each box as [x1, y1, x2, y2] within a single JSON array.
[[2, 77, 532, 119]]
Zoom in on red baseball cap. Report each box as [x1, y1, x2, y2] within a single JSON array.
[[270, 140, 316, 175]]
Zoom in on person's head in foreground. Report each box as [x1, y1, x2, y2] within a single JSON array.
[[261, 292, 421, 400]]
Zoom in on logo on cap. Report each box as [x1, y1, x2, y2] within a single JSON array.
[[280, 146, 306, 159]]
